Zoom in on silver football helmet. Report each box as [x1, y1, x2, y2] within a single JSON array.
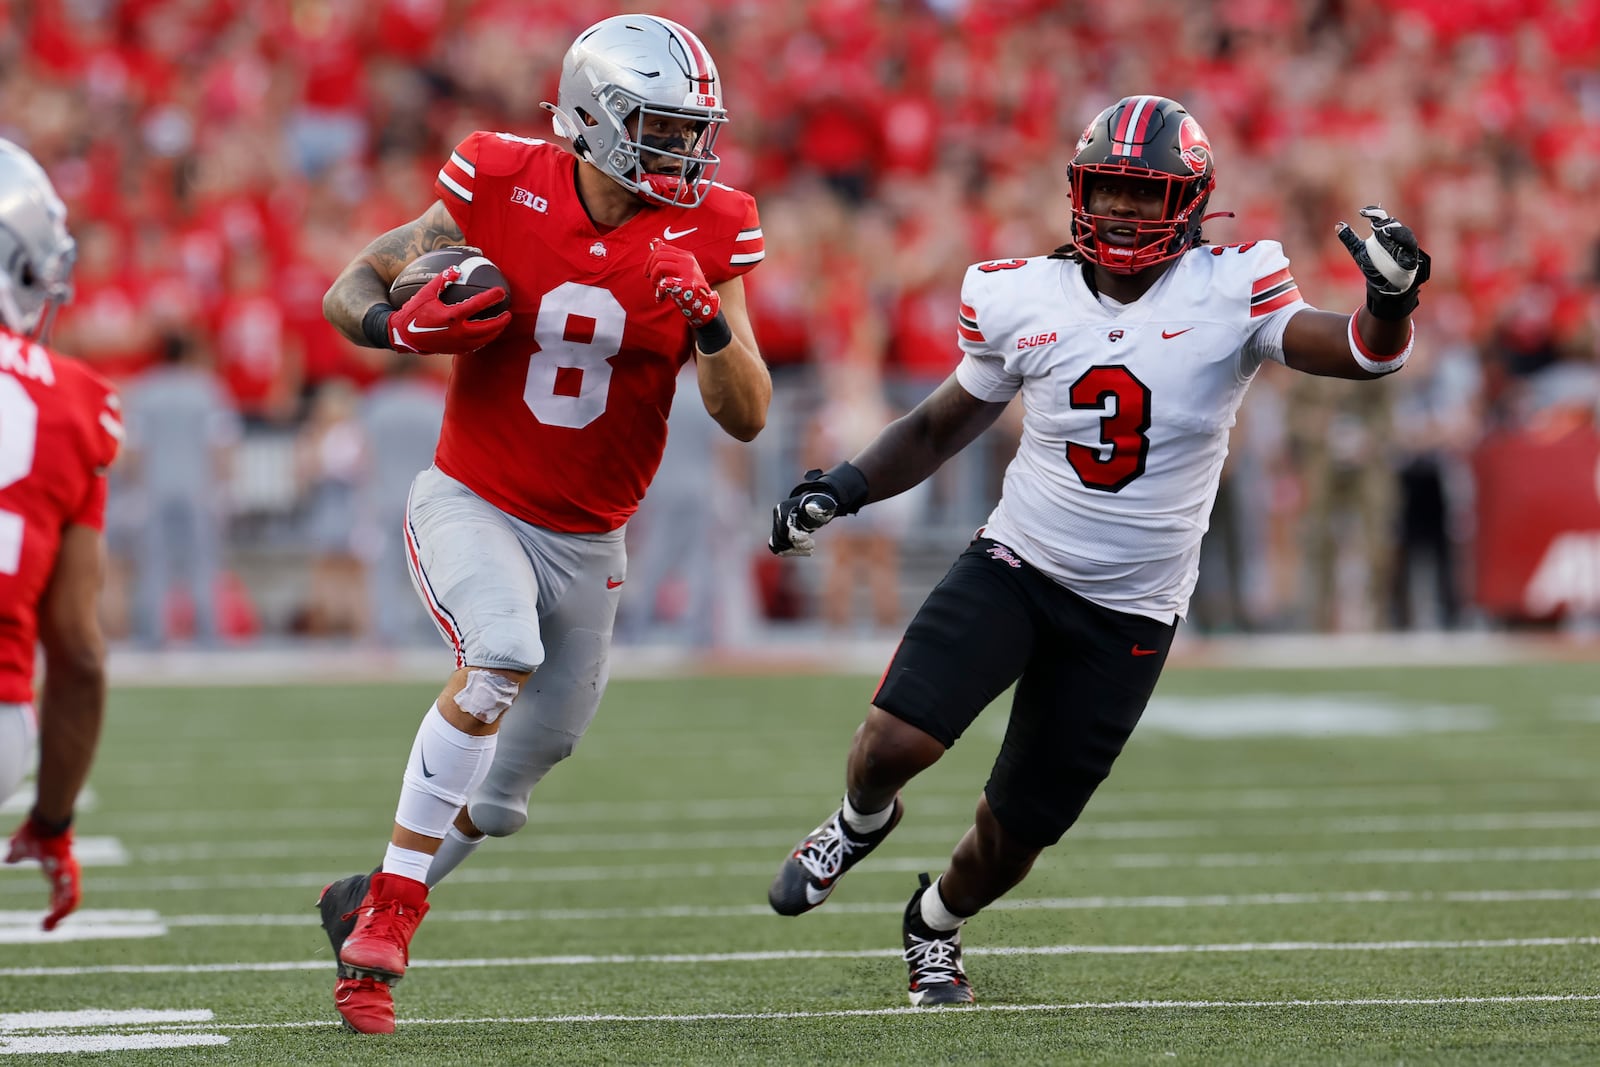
[[542, 14, 726, 208], [0, 139, 75, 339]]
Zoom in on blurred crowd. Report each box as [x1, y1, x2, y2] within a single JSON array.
[[2, 0, 1597, 646]]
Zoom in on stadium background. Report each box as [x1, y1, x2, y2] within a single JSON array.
[[3, 0, 1598, 656]]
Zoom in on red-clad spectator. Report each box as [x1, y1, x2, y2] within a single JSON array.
[[210, 253, 303, 424], [52, 222, 161, 384]]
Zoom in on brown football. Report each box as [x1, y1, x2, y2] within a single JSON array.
[[388, 246, 511, 319]]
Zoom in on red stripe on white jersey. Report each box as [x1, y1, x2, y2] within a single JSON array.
[[960, 301, 978, 320], [1250, 287, 1302, 317], [1251, 267, 1294, 297], [958, 324, 987, 343]]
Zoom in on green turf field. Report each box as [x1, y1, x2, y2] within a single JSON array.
[[2, 661, 1598, 1064]]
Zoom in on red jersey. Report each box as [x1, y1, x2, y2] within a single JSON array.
[[0, 329, 121, 703], [431, 133, 764, 532]]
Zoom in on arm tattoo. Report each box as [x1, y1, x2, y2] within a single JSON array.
[[323, 202, 466, 345]]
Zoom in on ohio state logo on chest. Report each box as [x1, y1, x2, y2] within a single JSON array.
[[1016, 331, 1058, 351]]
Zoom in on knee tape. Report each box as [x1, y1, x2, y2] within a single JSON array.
[[454, 669, 520, 725]]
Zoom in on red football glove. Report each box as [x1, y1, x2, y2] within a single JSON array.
[[387, 265, 511, 355], [6, 816, 81, 931], [647, 239, 721, 328]]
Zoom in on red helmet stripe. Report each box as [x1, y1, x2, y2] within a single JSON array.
[[1112, 96, 1159, 156], [654, 16, 714, 87]]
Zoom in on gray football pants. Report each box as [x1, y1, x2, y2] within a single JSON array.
[[404, 466, 626, 837]]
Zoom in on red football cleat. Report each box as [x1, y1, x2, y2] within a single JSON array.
[[334, 976, 395, 1035], [338, 872, 430, 982]]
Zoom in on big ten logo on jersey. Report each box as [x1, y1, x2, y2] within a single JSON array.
[[511, 187, 548, 213]]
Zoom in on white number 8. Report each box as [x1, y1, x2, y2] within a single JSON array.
[[0, 374, 39, 576], [524, 281, 625, 429]]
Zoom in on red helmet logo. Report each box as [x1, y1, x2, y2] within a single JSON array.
[[1075, 121, 1096, 154], [1178, 116, 1211, 174]]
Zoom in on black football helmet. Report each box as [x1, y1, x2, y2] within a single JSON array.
[[1068, 96, 1216, 274]]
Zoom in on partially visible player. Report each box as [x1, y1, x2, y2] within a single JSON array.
[[765, 96, 1430, 1005], [0, 139, 123, 932], [317, 14, 770, 1034]]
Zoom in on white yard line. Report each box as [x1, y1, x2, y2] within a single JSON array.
[[4, 994, 1597, 1038], [3, 936, 1596, 978], [145, 886, 1600, 926], [106, 810, 1600, 862], [7, 842, 1600, 899]]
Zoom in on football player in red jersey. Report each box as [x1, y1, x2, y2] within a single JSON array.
[[763, 96, 1430, 1006], [318, 14, 770, 1034], [0, 140, 123, 933]]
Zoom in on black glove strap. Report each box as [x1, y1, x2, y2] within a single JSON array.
[[362, 303, 396, 349], [800, 461, 870, 516], [1365, 287, 1420, 322], [694, 312, 734, 354]]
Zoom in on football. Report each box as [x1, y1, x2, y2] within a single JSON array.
[[388, 246, 511, 319]]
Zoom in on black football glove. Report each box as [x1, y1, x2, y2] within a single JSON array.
[[768, 463, 870, 557], [1336, 205, 1432, 321]]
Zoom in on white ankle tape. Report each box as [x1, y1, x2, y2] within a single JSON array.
[[920, 876, 967, 932]]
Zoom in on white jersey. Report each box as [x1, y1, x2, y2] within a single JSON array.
[[954, 241, 1307, 622]]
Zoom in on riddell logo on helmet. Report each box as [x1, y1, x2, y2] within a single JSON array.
[[1178, 116, 1211, 174]]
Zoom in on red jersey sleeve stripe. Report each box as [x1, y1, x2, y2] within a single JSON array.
[[959, 301, 978, 319], [436, 151, 476, 203], [1251, 267, 1294, 296], [958, 324, 986, 343], [1250, 287, 1302, 317]]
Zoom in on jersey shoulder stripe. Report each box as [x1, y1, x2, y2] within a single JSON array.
[[958, 300, 985, 343], [1250, 264, 1301, 317]]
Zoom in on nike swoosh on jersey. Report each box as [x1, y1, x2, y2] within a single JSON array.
[[662, 226, 699, 240], [1160, 328, 1194, 339], [407, 322, 450, 333], [1131, 645, 1160, 656], [606, 577, 625, 589], [419, 743, 436, 778], [804, 883, 832, 905]]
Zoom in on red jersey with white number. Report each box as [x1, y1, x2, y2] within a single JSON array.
[[430, 133, 763, 532], [954, 242, 1307, 622], [0, 329, 121, 702]]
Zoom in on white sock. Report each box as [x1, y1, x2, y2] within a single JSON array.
[[842, 794, 894, 834], [381, 843, 434, 884], [425, 824, 486, 888], [919, 876, 967, 932], [393, 703, 497, 839]]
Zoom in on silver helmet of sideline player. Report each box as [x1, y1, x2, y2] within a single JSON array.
[[542, 14, 727, 209], [0, 139, 76, 340], [1068, 95, 1217, 275]]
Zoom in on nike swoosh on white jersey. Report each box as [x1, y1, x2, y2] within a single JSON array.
[[662, 226, 698, 240], [804, 883, 832, 905], [406, 322, 449, 333]]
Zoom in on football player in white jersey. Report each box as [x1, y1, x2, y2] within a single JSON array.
[[764, 95, 1430, 1006]]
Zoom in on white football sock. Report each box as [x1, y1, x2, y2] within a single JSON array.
[[919, 876, 967, 932], [842, 794, 894, 834], [425, 824, 486, 888], [393, 703, 497, 840]]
